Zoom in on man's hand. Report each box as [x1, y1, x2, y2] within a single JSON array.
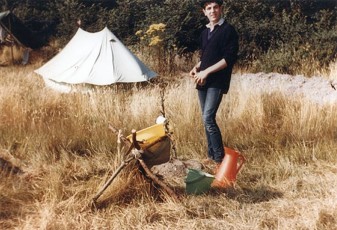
[[194, 70, 208, 86], [189, 66, 199, 78]]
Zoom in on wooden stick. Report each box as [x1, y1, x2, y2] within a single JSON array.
[[117, 129, 122, 156], [108, 124, 131, 146], [131, 129, 141, 150], [92, 155, 135, 203], [138, 158, 179, 202]]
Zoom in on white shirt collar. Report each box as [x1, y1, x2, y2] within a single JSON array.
[[206, 18, 225, 29]]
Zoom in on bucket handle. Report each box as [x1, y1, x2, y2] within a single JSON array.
[[236, 154, 246, 174]]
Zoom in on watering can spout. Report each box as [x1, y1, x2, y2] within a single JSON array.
[[211, 147, 245, 188]]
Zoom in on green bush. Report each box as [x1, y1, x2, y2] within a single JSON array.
[[224, 0, 337, 73], [1, 0, 336, 74]]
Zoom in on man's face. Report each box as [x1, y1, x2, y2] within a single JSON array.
[[203, 2, 222, 24]]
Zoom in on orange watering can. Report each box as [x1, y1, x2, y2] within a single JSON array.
[[211, 147, 245, 188]]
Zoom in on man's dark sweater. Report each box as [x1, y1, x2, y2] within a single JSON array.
[[197, 21, 239, 93]]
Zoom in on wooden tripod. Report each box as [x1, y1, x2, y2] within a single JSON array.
[[91, 124, 179, 208]]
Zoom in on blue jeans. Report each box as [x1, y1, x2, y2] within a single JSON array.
[[198, 88, 225, 163]]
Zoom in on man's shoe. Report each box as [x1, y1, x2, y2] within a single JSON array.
[[201, 158, 214, 166], [201, 158, 216, 174], [213, 163, 221, 175]]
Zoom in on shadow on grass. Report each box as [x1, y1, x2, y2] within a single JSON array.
[[209, 185, 284, 203]]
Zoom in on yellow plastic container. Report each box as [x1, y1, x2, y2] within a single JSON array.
[[127, 123, 166, 148], [126, 123, 170, 167]]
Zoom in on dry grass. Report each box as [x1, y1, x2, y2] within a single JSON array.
[[0, 46, 24, 65], [328, 61, 337, 81], [314, 59, 337, 82], [1, 63, 337, 229]]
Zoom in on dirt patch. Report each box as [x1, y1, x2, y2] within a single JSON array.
[[232, 72, 337, 105], [151, 159, 203, 187]]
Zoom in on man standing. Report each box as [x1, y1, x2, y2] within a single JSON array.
[[189, 0, 239, 173]]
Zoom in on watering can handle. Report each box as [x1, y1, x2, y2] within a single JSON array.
[[236, 154, 246, 174]]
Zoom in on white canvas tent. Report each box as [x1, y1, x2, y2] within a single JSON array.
[[35, 27, 157, 92]]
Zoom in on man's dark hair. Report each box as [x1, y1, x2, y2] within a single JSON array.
[[199, 0, 223, 8]]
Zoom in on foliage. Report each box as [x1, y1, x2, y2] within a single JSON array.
[[223, 0, 337, 71], [0, 0, 336, 74]]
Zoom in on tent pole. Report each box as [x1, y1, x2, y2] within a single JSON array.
[[4, 0, 8, 8], [10, 43, 14, 64], [7, 10, 14, 64]]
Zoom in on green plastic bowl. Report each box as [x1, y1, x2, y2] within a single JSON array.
[[185, 169, 215, 195]]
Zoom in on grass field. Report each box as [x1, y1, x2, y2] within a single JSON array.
[[1, 62, 337, 229]]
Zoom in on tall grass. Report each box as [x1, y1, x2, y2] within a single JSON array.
[[1, 64, 337, 229], [0, 46, 24, 65], [328, 61, 337, 80]]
